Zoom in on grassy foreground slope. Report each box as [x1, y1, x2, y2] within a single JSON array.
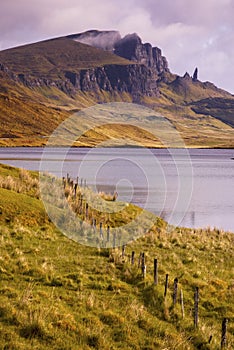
[[0, 163, 233, 350]]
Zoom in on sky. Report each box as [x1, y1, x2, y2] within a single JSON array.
[[1, 0, 234, 93]]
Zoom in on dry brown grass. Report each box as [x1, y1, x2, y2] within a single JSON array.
[[98, 191, 118, 201], [0, 168, 39, 198]]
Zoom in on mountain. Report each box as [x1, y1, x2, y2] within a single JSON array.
[[0, 30, 233, 147]]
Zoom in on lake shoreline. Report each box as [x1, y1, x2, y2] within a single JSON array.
[[0, 144, 234, 149], [0, 148, 233, 232]]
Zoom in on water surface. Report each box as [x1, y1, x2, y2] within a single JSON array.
[[0, 147, 233, 232]]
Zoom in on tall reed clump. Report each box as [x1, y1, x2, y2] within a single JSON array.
[[0, 168, 39, 198]]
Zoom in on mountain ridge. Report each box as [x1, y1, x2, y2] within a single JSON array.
[[0, 37, 159, 99], [0, 30, 233, 147]]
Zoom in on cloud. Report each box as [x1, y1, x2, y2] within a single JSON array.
[[0, 0, 234, 92]]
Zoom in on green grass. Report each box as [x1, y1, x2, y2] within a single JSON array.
[[0, 164, 233, 349]]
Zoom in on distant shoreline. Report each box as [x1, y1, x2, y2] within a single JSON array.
[[0, 145, 234, 149]]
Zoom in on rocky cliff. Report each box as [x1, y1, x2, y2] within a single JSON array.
[[69, 30, 170, 82], [67, 30, 172, 98], [114, 33, 169, 77], [1, 62, 159, 100], [0, 30, 233, 109], [0, 30, 233, 148], [70, 30, 170, 77], [70, 31, 171, 98], [65, 64, 158, 98], [0, 33, 163, 100]]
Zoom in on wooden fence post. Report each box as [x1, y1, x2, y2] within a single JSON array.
[[80, 178, 83, 187], [85, 203, 89, 219], [141, 253, 146, 278], [100, 222, 103, 239], [154, 258, 158, 285], [62, 177, 66, 188], [122, 245, 125, 258], [74, 183, 78, 196], [180, 289, 185, 319], [221, 318, 228, 348], [107, 226, 110, 242], [194, 287, 199, 328], [173, 278, 178, 305], [131, 251, 135, 265], [164, 274, 169, 298]]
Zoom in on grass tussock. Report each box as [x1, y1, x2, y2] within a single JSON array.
[[98, 191, 118, 201], [0, 168, 39, 198]]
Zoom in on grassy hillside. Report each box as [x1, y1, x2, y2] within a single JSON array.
[[191, 97, 234, 128], [0, 164, 233, 349], [0, 38, 131, 78], [0, 74, 233, 148], [0, 37, 234, 147]]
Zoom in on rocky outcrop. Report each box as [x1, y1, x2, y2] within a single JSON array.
[[0, 63, 7, 72], [0, 62, 19, 81], [70, 31, 170, 78], [66, 63, 159, 99], [0, 31, 180, 100], [8, 63, 159, 100], [16, 73, 75, 95], [0, 32, 162, 99], [69, 32, 170, 98], [114, 33, 169, 76], [192, 67, 198, 81], [67, 32, 170, 98], [183, 72, 191, 80]]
